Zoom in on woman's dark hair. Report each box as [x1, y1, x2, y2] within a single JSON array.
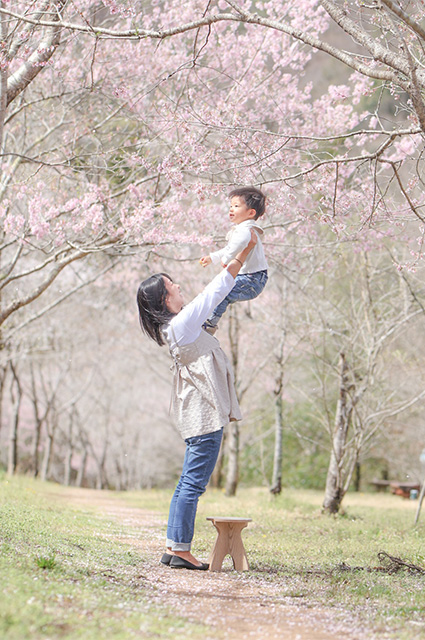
[[136, 272, 173, 346], [229, 186, 266, 219]]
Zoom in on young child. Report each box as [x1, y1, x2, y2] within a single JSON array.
[[199, 186, 268, 333]]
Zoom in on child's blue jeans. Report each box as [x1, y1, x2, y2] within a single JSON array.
[[166, 428, 223, 551], [207, 270, 268, 327]]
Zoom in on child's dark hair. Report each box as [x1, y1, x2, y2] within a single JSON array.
[[137, 273, 174, 346], [229, 186, 266, 219]]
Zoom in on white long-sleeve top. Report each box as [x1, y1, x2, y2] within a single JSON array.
[[162, 269, 235, 347], [210, 219, 268, 275], [162, 268, 242, 438]]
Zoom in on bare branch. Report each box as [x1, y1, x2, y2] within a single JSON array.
[[8, 0, 52, 59], [380, 0, 425, 42], [6, 259, 118, 339], [386, 160, 425, 223], [320, 0, 415, 84], [0, 241, 23, 285], [6, 0, 65, 106], [0, 249, 85, 326], [0, 236, 121, 326]]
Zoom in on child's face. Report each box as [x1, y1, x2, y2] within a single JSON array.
[[229, 196, 256, 225]]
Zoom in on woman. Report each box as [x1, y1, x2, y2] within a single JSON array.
[[136, 232, 256, 570]]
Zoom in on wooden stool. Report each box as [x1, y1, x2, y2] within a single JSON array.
[[206, 517, 252, 572]]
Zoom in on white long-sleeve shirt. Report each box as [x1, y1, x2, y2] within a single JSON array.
[[162, 268, 242, 439], [162, 269, 235, 347], [210, 219, 268, 275]]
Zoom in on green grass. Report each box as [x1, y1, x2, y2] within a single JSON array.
[[1, 476, 425, 639], [0, 476, 205, 640], [126, 486, 425, 638]]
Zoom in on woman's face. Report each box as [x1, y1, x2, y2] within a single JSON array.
[[163, 277, 184, 314]]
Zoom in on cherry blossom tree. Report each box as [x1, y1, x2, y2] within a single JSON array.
[[1, 0, 423, 343], [3, 1, 424, 277], [3, 0, 425, 496]]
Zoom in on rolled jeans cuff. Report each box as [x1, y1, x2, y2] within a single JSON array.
[[166, 538, 191, 551]]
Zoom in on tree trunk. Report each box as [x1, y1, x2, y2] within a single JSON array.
[[64, 412, 74, 486], [7, 365, 22, 475], [114, 456, 123, 491], [270, 344, 285, 495], [76, 448, 88, 488], [270, 281, 287, 495], [210, 432, 226, 488], [40, 429, 54, 482], [33, 417, 42, 478], [323, 352, 354, 514], [41, 410, 57, 482], [0, 36, 5, 435], [225, 421, 239, 497], [0, 1, 8, 371], [354, 461, 361, 492], [225, 307, 240, 497], [30, 364, 43, 478], [270, 391, 283, 495], [64, 449, 72, 486], [415, 476, 425, 525], [0, 364, 7, 436], [95, 438, 108, 490]]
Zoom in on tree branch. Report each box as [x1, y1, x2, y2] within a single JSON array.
[[0, 249, 86, 326], [0, 236, 121, 326], [5, 259, 118, 339], [380, 0, 425, 42], [0, 4, 403, 84], [320, 0, 417, 85], [6, 0, 65, 106], [385, 160, 425, 223], [0, 0, 9, 150]]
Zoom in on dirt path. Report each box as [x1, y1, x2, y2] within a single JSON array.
[[53, 487, 370, 640]]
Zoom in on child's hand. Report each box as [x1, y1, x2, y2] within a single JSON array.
[[199, 255, 212, 267]]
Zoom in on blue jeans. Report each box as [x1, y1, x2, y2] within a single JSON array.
[[208, 270, 268, 327], [166, 428, 223, 551]]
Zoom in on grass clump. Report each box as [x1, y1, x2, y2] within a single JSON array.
[[35, 555, 56, 570]]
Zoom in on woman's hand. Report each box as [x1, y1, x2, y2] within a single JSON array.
[[246, 228, 258, 252], [237, 228, 257, 263]]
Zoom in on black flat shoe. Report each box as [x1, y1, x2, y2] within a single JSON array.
[[160, 553, 173, 565], [169, 556, 209, 571]]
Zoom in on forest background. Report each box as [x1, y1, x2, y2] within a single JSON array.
[[2, 0, 425, 515]]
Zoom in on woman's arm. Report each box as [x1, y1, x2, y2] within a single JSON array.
[[166, 230, 257, 346], [210, 225, 251, 267], [226, 229, 257, 278]]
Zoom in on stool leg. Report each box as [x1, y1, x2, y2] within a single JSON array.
[[228, 522, 249, 571], [209, 522, 232, 571]]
